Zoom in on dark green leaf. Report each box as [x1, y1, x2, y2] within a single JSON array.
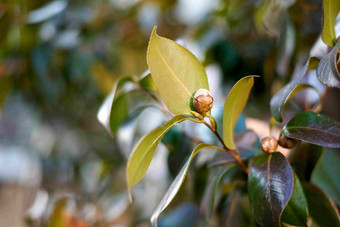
[[248, 152, 294, 227], [303, 183, 340, 227], [270, 57, 319, 122], [312, 148, 340, 206], [316, 39, 340, 89], [282, 112, 340, 148], [151, 143, 223, 227], [281, 172, 308, 226], [290, 143, 323, 182]]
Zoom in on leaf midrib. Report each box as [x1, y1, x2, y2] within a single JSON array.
[[154, 43, 192, 97]]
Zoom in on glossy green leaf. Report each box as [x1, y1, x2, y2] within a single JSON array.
[[223, 76, 257, 150], [126, 115, 202, 195], [282, 112, 340, 148], [312, 148, 340, 206], [303, 183, 340, 227], [281, 172, 308, 226], [290, 143, 323, 182], [147, 27, 209, 115], [151, 143, 223, 227], [270, 57, 319, 122], [316, 39, 340, 89], [322, 0, 340, 46], [248, 152, 294, 227]]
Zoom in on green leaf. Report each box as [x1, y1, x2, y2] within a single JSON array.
[[282, 112, 340, 148], [139, 73, 157, 92], [290, 143, 323, 182], [281, 172, 308, 226], [316, 39, 340, 89], [270, 57, 320, 122], [248, 152, 294, 227], [207, 165, 235, 219], [110, 90, 155, 135], [322, 0, 340, 46], [223, 76, 257, 150], [303, 183, 340, 227], [147, 26, 209, 115], [126, 115, 202, 195], [150, 143, 223, 227], [312, 148, 340, 206]]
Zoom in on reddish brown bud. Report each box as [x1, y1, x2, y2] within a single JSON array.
[[261, 136, 278, 154], [278, 134, 297, 149], [193, 89, 213, 115]]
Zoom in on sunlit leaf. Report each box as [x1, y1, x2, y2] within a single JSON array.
[[321, 0, 340, 46], [126, 115, 203, 195], [147, 26, 209, 115], [281, 172, 308, 226], [223, 76, 257, 150], [270, 57, 319, 122], [151, 143, 223, 227], [248, 152, 294, 227], [303, 183, 340, 227], [282, 112, 340, 148], [316, 39, 340, 89], [312, 148, 340, 206]]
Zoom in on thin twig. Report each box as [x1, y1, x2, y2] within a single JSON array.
[[202, 120, 249, 174]]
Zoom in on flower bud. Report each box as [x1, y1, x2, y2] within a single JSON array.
[[278, 134, 297, 148], [193, 89, 213, 115], [261, 136, 278, 154]]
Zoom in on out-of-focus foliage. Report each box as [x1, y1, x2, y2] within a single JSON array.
[[0, 0, 339, 226]]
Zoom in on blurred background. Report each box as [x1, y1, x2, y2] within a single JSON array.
[[0, 0, 336, 226]]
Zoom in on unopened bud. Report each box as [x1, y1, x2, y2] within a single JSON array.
[[261, 136, 278, 154], [193, 89, 213, 115], [278, 134, 297, 148]]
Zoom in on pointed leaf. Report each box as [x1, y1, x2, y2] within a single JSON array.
[[223, 76, 257, 150], [97, 77, 134, 135], [281, 172, 308, 226], [147, 27, 209, 115], [282, 112, 340, 148], [322, 0, 340, 46], [150, 143, 223, 227], [316, 39, 340, 88], [126, 115, 202, 193], [270, 57, 319, 122], [303, 183, 340, 227], [248, 152, 294, 227]]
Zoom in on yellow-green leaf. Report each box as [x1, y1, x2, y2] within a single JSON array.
[[322, 0, 340, 46], [146, 26, 209, 115], [126, 115, 202, 196], [223, 76, 257, 150]]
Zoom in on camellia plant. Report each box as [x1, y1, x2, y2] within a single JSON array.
[[98, 1, 340, 226]]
